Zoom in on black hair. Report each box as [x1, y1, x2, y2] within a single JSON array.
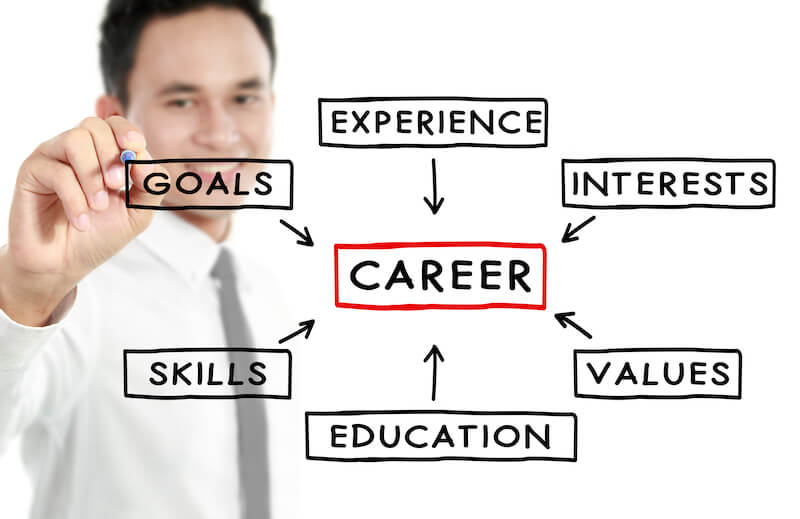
[[100, 0, 276, 107]]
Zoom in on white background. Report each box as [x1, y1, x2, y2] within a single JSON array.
[[1, 0, 798, 517]]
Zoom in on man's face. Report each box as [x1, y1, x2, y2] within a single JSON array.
[[124, 6, 275, 212]]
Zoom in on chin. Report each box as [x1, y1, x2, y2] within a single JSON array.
[[187, 208, 236, 219], [160, 195, 237, 218]]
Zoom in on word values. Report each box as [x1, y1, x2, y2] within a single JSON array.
[[573, 348, 742, 399]]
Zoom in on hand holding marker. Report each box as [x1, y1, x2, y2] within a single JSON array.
[[0, 116, 169, 327]]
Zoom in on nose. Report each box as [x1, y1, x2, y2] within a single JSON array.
[[193, 100, 240, 150]]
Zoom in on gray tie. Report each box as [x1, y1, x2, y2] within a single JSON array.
[[211, 247, 270, 519]]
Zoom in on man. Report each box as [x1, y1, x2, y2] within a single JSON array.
[[0, 1, 297, 517]]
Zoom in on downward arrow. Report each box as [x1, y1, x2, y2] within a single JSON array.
[[279, 219, 314, 247], [562, 215, 596, 243], [423, 158, 445, 215]]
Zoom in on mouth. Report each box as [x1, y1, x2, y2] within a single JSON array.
[[189, 162, 245, 182]]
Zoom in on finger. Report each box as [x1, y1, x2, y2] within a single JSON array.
[[24, 156, 91, 232], [105, 115, 147, 154], [41, 127, 108, 212], [126, 150, 167, 227], [79, 116, 124, 191]]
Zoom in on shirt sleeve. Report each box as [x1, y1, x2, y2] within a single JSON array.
[[0, 287, 78, 453], [0, 287, 76, 369]]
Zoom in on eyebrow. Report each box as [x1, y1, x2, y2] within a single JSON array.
[[237, 77, 266, 90], [156, 77, 267, 97]]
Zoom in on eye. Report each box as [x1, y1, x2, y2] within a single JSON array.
[[234, 94, 260, 105], [166, 98, 195, 109]]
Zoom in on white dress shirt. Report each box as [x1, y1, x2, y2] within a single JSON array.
[[0, 212, 298, 519]]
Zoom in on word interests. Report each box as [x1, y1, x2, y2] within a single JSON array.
[[334, 242, 547, 310], [562, 158, 775, 209], [319, 97, 548, 148], [574, 348, 742, 399], [124, 158, 294, 210], [123, 348, 292, 399], [305, 410, 577, 461]]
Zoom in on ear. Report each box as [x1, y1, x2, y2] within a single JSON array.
[[95, 95, 125, 119]]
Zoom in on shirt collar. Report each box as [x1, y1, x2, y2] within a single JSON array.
[[137, 212, 224, 288]]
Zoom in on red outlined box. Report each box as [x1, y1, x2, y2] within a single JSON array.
[[334, 241, 547, 310]]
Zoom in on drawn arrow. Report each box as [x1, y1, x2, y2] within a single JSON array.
[[561, 215, 596, 243], [279, 219, 314, 247], [423, 344, 445, 401], [423, 158, 445, 215], [278, 319, 315, 344], [554, 312, 592, 340]]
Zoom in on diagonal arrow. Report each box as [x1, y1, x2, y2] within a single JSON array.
[[278, 319, 315, 344], [554, 312, 592, 339], [279, 219, 314, 247], [562, 215, 596, 243], [423, 158, 445, 215], [423, 344, 445, 401]]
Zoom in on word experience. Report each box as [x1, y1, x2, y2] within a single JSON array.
[[319, 97, 548, 148]]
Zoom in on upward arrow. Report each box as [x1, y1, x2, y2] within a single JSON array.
[[554, 312, 592, 340], [278, 319, 315, 344], [423, 344, 445, 401], [423, 158, 445, 215]]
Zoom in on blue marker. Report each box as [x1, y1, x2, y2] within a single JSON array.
[[120, 149, 136, 164]]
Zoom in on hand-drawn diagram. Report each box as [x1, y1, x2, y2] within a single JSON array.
[[306, 95, 764, 463], [122, 95, 769, 465]]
